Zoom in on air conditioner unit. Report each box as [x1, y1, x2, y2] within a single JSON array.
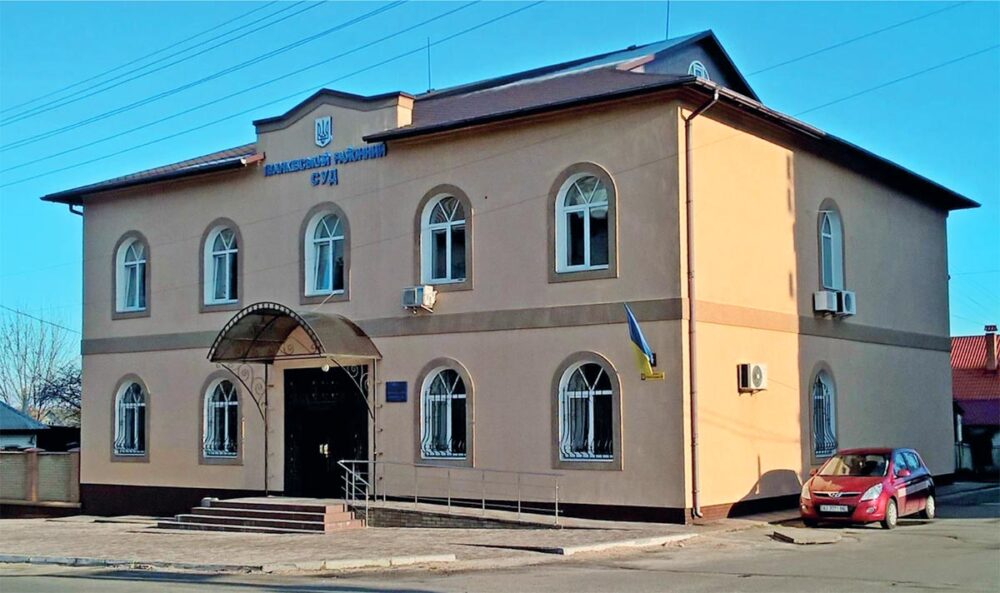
[[402, 285, 437, 312], [813, 290, 838, 315], [836, 290, 856, 317], [737, 363, 768, 392]]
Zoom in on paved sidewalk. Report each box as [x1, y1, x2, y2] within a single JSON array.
[[0, 515, 713, 573]]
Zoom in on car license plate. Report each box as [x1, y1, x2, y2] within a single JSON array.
[[820, 504, 849, 513]]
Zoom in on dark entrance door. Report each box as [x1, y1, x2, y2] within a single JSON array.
[[284, 366, 369, 498]]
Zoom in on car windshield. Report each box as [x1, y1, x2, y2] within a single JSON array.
[[818, 454, 888, 477]]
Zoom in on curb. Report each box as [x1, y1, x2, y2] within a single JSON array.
[[535, 533, 698, 556], [262, 554, 457, 573], [0, 553, 457, 574]]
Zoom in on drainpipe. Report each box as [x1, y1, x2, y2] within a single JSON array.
[[684, 88, 719, 520], [68, 204, 82, 216]]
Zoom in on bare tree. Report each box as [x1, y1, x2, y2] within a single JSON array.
[[36, 363, 81, 426], [0, 310, 76, 423]]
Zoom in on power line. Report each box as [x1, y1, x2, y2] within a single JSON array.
[[0, 1, 530, 188], [0, 1, 320, 130], [747, 2, 970, 76], [0, 2, 279, 117], [0, 305, 81, 335], [797, 44, 998, 116], [0, 1, 411, 170]]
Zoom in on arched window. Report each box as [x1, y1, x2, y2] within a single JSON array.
[[819, 208, 844, 290], [811, 370, 837, 458], [688, 60, 710, 79], [305, 211, 345, 296], [421, 195, 466, 284], [114, 381, 146, 456], [555, 174, 611, 273], [420, 368, 467, 459], [203, 379, 239, 458], [558, 361, 614, 461], [115, 236, 147, 313], [204, 226, 238, 305]]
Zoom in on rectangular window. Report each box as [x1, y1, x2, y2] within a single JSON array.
[[567, 211, 586, 266], [431, 229, 448, 280], [589, 207, 609, 266], [822, 234, 834, 289], [228, 252, 238, 300], [450, 397, 466, 455], [315, 242, 331, 292], [451, 224, 466, 280], [213, 254, 228, 301], [331, 240, 344, 292], [592, 391, 613, 456]]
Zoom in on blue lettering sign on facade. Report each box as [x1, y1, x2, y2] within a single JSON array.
[[264, 143, 387, 187]]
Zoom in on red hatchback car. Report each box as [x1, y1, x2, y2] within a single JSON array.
[[800, 447, 936, 529]]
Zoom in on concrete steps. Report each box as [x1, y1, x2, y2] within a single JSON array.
[[156, 498, 365, 534]]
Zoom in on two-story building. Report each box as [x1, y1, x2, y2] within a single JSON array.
[[42, 31, 977, 522]]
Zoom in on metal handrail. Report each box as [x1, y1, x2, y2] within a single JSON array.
[[337, 459, 563, 525]]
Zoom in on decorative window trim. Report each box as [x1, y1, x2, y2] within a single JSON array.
[[299, 202, 351, 305], [548, 163, 618, 284], [817, 199, 845, 291], [413, 358, 474, 467], [111, 231, 150, 320], [551, 352, 623, 470], [199, 218, 243, 313], [809, 364, 838, 464], [413, 185, 473, 292], [110, 374, 149, 462], [199, 371, 243, 466], [688, 60, 710, 79]]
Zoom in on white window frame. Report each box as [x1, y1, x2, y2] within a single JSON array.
[[558, 362, 614, 462], [203, 378, 239, 458], [819, 210, 844, 290], [419, 367, 467, 459], [203, 226, 238, 305], [115, 238, 147, 313], [114, 382, 146, 456], [554, 173, 611, 274], [811, 371, 837, 459], [688, 60, 710, 79], [304, 212, 345, 297], [420, 195, 467, 284]]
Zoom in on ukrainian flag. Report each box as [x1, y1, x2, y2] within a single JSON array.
[[624, 303, 664, 380]]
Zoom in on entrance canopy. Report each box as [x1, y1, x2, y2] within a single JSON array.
[[208, 302, 381, 364]]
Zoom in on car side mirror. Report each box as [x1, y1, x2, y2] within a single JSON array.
[[809, 468, 817, 477], [897, 468, 911, 477]]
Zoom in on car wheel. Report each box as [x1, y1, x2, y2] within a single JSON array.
[[920, 495, 936, 520], [881, 499, 898, 530], [802, 518, 819, 528]]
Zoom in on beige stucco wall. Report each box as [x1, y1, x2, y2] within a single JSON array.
[[75, 89, 955, 515], [683, 107, 955, 508], [78, 97, 690, 510]]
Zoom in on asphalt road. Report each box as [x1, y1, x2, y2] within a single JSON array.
[[2, 485, 997, 593]]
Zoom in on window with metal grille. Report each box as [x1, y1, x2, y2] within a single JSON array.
[[420, 368, 467, 459], [421, 195, 466, 284], [558, 362, 614, 461], [114, 382, 146, 456], [555, 175, 610, 273], [812, 371, 837, 458], [203, 379, 238, 458]]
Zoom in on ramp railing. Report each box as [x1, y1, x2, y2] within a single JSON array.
[[337, 459, 562, 525]]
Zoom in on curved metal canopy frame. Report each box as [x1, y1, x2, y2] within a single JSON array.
[[207, 301, 381, 364]]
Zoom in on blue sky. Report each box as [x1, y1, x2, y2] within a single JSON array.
[[0, 1, 997, 337]]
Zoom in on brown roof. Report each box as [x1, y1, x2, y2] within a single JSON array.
[[42, 143, 259, 204], [952, 335, 1000, 401]]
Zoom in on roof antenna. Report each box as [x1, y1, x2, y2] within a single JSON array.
[[426, 37, 432, 92], [665, 0, 671, 40]]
